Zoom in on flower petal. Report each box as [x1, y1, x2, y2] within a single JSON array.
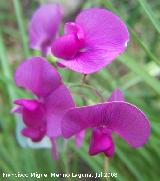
[[108, 88, 124, 102], [76, 8, 129, 49], [52, 34, 80, 59], [14, 57, 61, 98], [29, 4, 62, 54], [14, 98, 46, 128], [62, 102, 150, 147], [14, 99, 39, 111], [75, 130, 85, 148], [51, 22, 85, 59], [57, 8, 129, 74], [89, 128, 114, 157], [22, 127, 45, 142], [45, 84, 75, 137], [57, 49, 117, 74], [11, 106, 22, 113]]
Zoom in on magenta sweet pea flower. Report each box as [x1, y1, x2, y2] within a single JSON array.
[[51, 8, 129, 74], [29, 4, 62, 54], [12, 57, 83, 159], [62, 89, 150, 157]]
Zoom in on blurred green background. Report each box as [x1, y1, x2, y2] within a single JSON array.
[[0, 0, 160, 180]]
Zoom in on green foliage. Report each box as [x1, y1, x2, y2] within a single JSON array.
[[0, 0, 160, 180]]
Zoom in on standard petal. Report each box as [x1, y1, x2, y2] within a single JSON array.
[[29, 4, 62, 54], [57, 8, 129, 74], [57, 48, 118, 74], [107, 88, 124, 102], [14, 57, 61, 98], [45, 84, 75, 137], [62, 102, 150, 147], [76, 8, 129, 49]]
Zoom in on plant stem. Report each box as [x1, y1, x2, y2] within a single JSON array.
[[13, 0, 30, 58], [0, 32, 17, 102], [103, 158, 110, 181], [61, 140, 71, 181], [69, 83, 104, 102], [81, 74, 88, 84]]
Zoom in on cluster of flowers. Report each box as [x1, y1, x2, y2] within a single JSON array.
[[13, 4, 150, 159]]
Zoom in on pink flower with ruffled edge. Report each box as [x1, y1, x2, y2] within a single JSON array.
[[13, 57, 83, 159], [51, 8, 129, 74], [62, 89, 150, 157], [29, 4, 62, 55]]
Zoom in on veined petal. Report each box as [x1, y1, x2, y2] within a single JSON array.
[[62, 102, 150, 148], [57, 48, 119, 74], [46, 84, 75, 137], [76, 8, 129, 49], [56, 8, 129, 74], [108, 88, 124, 102], [14, 57, 61, 98], [29, 4, 62, 54]]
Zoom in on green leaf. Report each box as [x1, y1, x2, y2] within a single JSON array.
[[137, 0, 160, 34], [13, 0, 30, 57], [118, 54, 160, 95]]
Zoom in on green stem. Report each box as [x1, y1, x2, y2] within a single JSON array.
[[102, 0, 160, 66], [81, 74, 88, 84], [0, 31, 17, 102], [137, 0, 160, 34], [13, 0, 30, 58], [104, 158, 109, 181], [61, 141, 71, 181], [69, 83, 104, 102]]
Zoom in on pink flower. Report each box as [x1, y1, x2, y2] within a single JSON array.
[[29, 4, 62, 54], [13, 57, 82, 159], [51, 8, 129, 74], [62, 89, 150, 157]]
